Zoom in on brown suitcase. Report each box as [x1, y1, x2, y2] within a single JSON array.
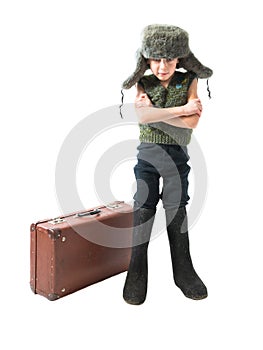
[[30, 201, 133, 300]]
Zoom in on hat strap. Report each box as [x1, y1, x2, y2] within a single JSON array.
[[119, 89, 125, 118], [207, 79, 211, 99]]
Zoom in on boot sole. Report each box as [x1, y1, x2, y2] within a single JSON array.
[[123, 297, 146, 305], [183, 292, 208, 300]]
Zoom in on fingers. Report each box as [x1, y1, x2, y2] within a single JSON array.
[[187, 98, 202, 116], [135, 93, 152, 107], [197, 101, 202, 114]]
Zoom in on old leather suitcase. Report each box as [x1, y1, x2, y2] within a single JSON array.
[[30, 201, 133, 300]]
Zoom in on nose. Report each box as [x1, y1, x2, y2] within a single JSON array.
[[160, 59, 168, 68]]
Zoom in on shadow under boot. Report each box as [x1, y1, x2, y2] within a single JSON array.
[[123, 207, 156, 305], [165, 207, 207, 300]]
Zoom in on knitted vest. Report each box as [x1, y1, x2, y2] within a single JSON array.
[[138, 71, 196, 145]]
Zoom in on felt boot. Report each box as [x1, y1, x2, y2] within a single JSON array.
[[123, 207, 156, 305], [165, 207, 207, 300]]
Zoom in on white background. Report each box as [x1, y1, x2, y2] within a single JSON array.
[[1, 0, 263, 349]]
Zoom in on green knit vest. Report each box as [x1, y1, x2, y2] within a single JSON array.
[[138, 71, 196, 145]]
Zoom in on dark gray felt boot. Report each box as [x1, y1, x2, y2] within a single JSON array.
[[165, 207, 207, 300], [123, 207, 156, 305]]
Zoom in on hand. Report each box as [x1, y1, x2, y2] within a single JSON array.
[[184, 98, 202, 117], [135, 93, 152, 108]]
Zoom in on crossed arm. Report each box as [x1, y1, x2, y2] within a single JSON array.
[[135, 78, 202, 129]]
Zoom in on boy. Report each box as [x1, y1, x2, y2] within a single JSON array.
[[122, 24, 212, 305]]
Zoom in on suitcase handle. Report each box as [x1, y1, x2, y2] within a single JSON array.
[[76, 209, 101, 217]]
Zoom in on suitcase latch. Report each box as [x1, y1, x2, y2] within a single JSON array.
[[106, 202, 123, 209], [74, 209, 101, 218], [48, 218, 65, 225]]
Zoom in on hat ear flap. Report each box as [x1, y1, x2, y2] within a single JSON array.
[[122, 52, 149, 89], [178, 51, 213, 79]]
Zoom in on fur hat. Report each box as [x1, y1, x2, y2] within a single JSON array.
[[122, 24, 213, 89]]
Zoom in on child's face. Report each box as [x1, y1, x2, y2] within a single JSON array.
[[147, 58, 179, 84]]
